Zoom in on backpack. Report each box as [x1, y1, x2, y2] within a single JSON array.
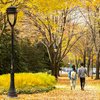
[[68, 70, 72, 79], [71, 71, 76, 80]]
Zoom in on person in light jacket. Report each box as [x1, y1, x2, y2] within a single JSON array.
[[68, 65, 77, 90]]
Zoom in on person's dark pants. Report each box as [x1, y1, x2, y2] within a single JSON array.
[[80, 77, 85, 90]]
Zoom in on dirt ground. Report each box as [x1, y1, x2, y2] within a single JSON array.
[[0, 76, 100, 100]]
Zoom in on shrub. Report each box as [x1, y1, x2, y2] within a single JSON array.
[[0, 73, 56, 94]]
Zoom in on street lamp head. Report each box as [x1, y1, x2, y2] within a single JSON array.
[[7, 6, 17, 14], [6, 6, 17, 26]]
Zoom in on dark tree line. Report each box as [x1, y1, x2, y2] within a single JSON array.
[[0, 30, 50, 74]]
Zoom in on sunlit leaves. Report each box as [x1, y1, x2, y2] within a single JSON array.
[[79, 0, 100, 11], [25, 0, 77, 14], [0, 3, 11, 13], [17, 10, 24, 21]]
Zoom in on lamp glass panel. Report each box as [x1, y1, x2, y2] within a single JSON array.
[[54, 49, 57, 52], [8, 14, 15, 25]]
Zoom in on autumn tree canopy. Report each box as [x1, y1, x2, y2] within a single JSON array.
[[0, 0, 99, 79]]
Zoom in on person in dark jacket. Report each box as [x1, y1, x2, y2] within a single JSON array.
[[78, 63, 87, 90]]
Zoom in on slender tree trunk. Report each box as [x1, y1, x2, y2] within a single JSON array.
[[95, 50, 100, 79], [75, 56, 78, 69], [91, 54, 94, 79], [51, 64, 55, 76], [55, 66, 58, 79], [57, 65, 60, 76], [83, 50, 86, 67], [87, 55, 91, 76]]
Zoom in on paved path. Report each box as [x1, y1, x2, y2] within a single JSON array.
[[0, 76, 100, 100]]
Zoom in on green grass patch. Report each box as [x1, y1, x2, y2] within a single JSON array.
[[0, 73, 56, 94]]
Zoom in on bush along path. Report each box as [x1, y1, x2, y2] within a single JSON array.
[[0, 76, 100, 100]]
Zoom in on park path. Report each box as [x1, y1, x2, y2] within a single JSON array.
[[0, 76, 100, 100]]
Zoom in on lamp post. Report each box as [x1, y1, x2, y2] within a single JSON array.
[[53, 44, 58, 78], [6, 6, 17, 97]]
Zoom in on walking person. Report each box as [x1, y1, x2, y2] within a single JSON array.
[[78, 63, 87, 90], [68, 65, 77, 90]]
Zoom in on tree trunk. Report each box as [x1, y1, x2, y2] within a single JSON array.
[[95, 51, 100, 79], [55, 66, 58, 79], [51, 65, 55, 75], [83, 50, 86, 67], [90, 51, 94, 79], [75, 56, 78, 69], [87, 55, 91, 76], [91, 56, 93, 79], [51, 63, 58, 79], [57, 66, 60, 76]]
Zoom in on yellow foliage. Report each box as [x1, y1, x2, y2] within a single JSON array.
[[25, 0, 80, 14], [0, 73, 56, 93], [17, 11, 24, 21], [0, 3, 11, 13], [79, 0, 100, 11]]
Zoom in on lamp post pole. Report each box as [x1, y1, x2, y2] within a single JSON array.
[[6, 6, 17, 97], [53, 44, 57, 78]]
